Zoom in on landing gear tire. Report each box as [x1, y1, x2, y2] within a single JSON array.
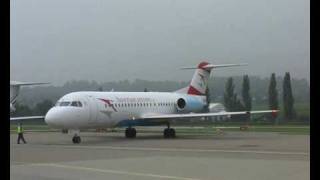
[[163, 128, 175, 138], [62, 129, 68, 134], [125, 128, 136, 138], [72, 136, 81, 144]]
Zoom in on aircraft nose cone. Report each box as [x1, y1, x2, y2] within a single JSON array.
[[45, 108, 60, 127]]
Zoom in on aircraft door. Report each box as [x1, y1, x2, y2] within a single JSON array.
[[86, 95, 98, 124]]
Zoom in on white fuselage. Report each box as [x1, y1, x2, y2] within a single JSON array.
[[45, 91, 206, 129]]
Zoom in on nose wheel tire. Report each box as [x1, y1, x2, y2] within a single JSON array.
[[164, 128, 176, 138], [72, 136, 81, 144], [125, 128, 136, 138]]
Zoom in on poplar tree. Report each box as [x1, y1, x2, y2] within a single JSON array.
[[224, 78, 236, 111], [283, 72, 295, 121], [268, 73, 279, 123], [203, 87, 210, 112], [242, 75, 252, 111]]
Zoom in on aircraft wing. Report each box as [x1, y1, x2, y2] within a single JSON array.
[[141, 110, 278, 120], [10, 116, 45, 121], [10, 81, 50, 86]]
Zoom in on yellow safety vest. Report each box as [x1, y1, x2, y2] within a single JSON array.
[[17, 126, 23, 133]]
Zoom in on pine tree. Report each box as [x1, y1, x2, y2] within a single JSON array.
[[242, 75, 252, 111], [268, 73, 279, 123], [283, 72, 295, 121]]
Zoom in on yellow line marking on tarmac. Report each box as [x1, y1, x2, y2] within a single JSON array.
[[21, 162, 200, 180], [21, 144, 309, 156]]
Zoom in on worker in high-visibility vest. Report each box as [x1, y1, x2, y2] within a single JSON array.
[[17, 123, 26, 144]]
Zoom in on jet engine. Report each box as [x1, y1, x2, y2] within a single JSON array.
[[176, 96, 205, 113]]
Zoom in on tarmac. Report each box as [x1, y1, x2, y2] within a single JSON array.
[[10, 130, 310, 180]]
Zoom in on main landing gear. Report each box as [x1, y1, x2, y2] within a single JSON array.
[[125, 127, 136, 138], [72, 134, 81, 144], [163, 123, 176, 138]]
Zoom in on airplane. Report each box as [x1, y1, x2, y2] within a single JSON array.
[[11, 62, 278, 144], [10, 81, 50, 112]]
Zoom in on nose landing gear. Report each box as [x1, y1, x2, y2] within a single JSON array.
[[70, 129, 81, 144]]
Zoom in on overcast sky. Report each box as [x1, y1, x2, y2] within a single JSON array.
[[10, 0, 309, 85]]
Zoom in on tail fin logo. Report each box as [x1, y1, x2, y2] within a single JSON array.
[[187, 62, 211, 96], [197, 73, 207, 89], [177, 61, 246, 96]]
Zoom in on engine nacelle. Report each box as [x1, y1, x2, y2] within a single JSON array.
[[176, 96, 205, 113]]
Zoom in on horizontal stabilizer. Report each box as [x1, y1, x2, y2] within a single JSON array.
[[10, 116, 45, 121], [181, 63, 248, 70], [10, 81, 50, 86]]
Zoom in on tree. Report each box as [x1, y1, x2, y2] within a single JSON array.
[[241, 75, 252, 111], [33, 99, 54, 115], [11, 102, 33, 116], [268, 73, 279, 123], [283, 72, 296, 121], [224, 77, 249, 122], [224, 78, 236, 111], [201, 86, 211, 114]]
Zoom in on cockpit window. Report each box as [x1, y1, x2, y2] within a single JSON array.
[[78, 101, 83, 107], [55, 101, 82, 107], [71, 101, 83, 107], [60, 102, 71, 106]]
